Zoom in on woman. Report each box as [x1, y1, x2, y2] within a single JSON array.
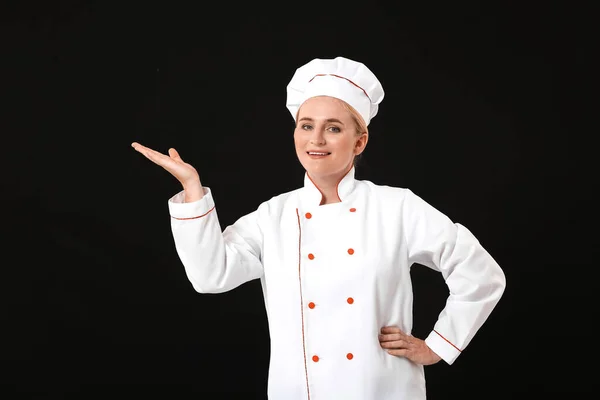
[[131, 56, 506, 399]]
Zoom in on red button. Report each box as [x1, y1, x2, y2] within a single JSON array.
[[308, 302, 315, 309], [346, 353, 354, 360], [348, 248, 355, 255], [305, 212, 312, 219], [312, 355, 319, 362], [349, 208, 356, 212], [308, 253, 315, 260], [347, 297, 354, 304]]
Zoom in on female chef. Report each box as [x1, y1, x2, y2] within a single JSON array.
[[131, 56, 506, 399]]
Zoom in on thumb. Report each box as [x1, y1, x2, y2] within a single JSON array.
[[168, 148, 182, 161]]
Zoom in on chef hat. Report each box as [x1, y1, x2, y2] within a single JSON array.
[[286, 56, 384, 126]]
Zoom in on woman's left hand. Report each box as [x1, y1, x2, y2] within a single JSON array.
[[379, 326, 442, 366]]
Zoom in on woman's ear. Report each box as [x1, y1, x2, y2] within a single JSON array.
[[355, 132, 369, 154]]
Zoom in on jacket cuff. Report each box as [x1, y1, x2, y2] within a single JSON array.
[[167, 187, 215, 220], [424, 330, 462, 365]]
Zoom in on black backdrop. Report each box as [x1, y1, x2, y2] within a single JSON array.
[[2, 1, 592, 398]]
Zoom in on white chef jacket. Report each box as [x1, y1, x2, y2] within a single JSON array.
[[167, 167, 506, 400]]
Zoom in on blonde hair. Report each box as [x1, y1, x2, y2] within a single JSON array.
[[339, 100, 368, 167]]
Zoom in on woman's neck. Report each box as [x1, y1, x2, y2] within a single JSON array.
[[309, 172, 344, 205]]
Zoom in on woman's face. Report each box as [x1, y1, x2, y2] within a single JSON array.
[[294, 96, 368, 180]]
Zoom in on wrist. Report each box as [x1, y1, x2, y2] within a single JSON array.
[[183, 181, 204, 203]]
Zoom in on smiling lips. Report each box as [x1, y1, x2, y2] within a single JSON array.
[[307, 151, 331, 157]]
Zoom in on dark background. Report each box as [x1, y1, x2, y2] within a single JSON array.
[[2, 0, 592, 398]]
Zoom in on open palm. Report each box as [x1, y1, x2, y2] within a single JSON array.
[[131, 142, 200, 189]]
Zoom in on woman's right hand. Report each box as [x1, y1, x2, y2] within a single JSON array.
[[131, 142, 204, 202]]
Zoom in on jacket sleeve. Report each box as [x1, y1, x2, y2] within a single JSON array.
[[402, 189, 506, 365], [167, 187, 264, 294]]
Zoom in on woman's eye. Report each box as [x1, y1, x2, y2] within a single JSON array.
[[302, 124, 312, 130], [328, 126, 341, 133]]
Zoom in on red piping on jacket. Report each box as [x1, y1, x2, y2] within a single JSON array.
[[433, 330, 462, 352], [296, 208, 311, 400], [171, 206, 215, 220]]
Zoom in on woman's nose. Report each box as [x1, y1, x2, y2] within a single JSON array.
[[309, 128, 325, 144]]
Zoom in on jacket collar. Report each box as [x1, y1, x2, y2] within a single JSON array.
[[302, 166, 356, 206]]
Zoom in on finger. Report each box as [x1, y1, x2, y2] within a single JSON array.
[[379, 333, 403, 342], [132, 142, 153, 155], [168, 148, 183, 161], [131, 142, 157, 152], [135, 146, 173, 167], [386, 349, 410, 357], [380, 339, 409, 349], [132, 143, 165, 159], [380, 326, 403, 335], [132, 142, 163, 157], [131, 142, 146, 152]]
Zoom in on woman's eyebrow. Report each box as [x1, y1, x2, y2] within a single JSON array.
[[298, 117, 345, 125]]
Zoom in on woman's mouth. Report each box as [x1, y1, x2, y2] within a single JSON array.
[[307, 151, 331, 158]]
